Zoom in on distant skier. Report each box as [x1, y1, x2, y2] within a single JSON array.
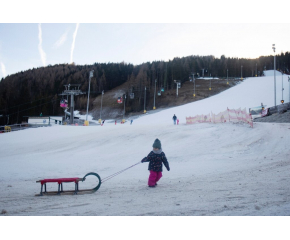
[[141, 139, 170, 188], [177, 119, 179, 125], [101, 120, 105, 126], [172, 114, 177, 125], [130, 119, 133, 125]]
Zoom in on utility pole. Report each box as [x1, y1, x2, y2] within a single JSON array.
[[241, 65, 243, 79], [227, 69, 229, 84]]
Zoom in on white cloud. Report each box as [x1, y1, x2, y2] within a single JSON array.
[[53, 30, 68, 49], [38, 23, 46, 67], [1, 62, 6, 78], [70, 23, 80, 64]]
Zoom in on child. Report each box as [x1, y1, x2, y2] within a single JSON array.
[[141, 138, 170, 187]]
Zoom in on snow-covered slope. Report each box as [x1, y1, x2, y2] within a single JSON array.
[[134, 70, 289, 125], [0, 71, 289, 218]]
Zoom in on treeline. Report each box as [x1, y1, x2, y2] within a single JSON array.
[[0, 62, 134, 125], [0, 52, 289, 125]]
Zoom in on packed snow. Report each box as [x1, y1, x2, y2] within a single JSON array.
[[0, 71, 290, 237], [134, 70, 290, 125]]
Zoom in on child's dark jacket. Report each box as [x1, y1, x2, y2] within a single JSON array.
[[141, 150, 170, 172]]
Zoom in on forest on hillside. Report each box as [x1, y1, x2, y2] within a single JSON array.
[[0, 52, 289, 125]]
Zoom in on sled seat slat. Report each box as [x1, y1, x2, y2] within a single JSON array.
[[36, 178, 82, 185], [36, 177, 83, 196]]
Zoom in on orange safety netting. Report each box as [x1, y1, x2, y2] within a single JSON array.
[[186, 108, 253, 128]]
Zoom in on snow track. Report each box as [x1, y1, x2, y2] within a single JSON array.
[[0, 121, 289, 216]]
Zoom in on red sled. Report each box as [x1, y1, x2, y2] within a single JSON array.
[[35, 172, 101, 196]]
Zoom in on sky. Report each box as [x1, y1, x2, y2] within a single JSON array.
[[0, 1, 290, 79]]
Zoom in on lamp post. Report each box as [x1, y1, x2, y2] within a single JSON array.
[[100, 90, 104, 120], [241, 65, 243, 79], [86, 70, 94, 121], [288, 76, 290, 103], [192, 73, 196, 97], [189, 73, 196, 97], [272, 44, 276, 107], [144, 87, 146, 113], [193, 77, 196, 97], [153, 79, 157, 110], [227, 69, 229, 84], [282, 71, 284, 102], [256, 63, 257, 77], [123, 94, 126, 119]]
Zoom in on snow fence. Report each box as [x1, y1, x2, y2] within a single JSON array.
[[186, 108, 253, 128]]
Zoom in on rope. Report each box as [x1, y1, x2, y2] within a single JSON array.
[[101, 162, 141, 183]]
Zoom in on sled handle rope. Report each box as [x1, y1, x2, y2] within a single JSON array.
[[101, 162, 141, 183]]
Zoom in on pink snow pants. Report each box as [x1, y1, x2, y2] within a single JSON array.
[[148, 170, 162, 186]]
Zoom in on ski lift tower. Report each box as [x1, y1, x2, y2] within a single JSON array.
[[174, 80, 181, 97], [59, 84, 86, 124]]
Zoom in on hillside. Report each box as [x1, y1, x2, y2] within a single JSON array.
[[89, 78, 241, 120], [1, 51, 289, 125]]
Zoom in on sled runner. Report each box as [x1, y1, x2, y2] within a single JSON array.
[[35, 172, 101, 196]]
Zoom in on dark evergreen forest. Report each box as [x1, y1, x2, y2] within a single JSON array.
[[0, 52, 289, 125]]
